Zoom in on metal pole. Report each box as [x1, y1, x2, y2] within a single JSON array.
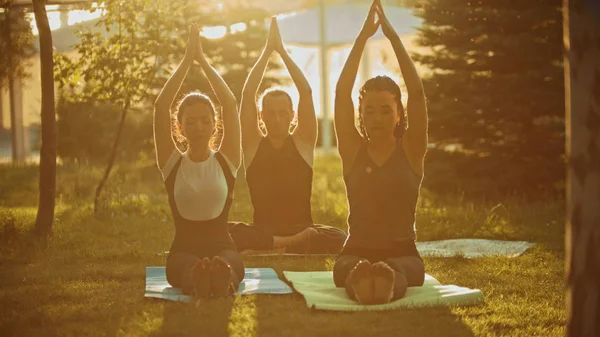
[[318, 0, 331, 149], [5, 6, 26, 163]]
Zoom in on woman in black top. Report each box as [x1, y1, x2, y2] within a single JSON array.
[[154, 25, 243, 299], [332, 0, 428, 305], [229, 18, 347, 254]]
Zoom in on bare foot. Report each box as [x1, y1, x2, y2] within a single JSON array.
[[210, 256, 234, 297], [371, 261, 395, 304], [190, 257, 211, 299], [348, 260, 374, 305]]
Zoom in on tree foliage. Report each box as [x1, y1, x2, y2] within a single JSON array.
[[55, 0, 281, 146], [412, 0, 564, 195], [53, 0, 281, 211], [0, 6, 35, 88]]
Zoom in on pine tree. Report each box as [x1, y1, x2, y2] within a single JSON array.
[[412, 0, 564, 193]]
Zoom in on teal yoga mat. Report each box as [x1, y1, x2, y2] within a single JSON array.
[[145, 267, 293, 302]]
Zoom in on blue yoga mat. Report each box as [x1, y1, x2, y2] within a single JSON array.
[[145, 267, 293, 302]]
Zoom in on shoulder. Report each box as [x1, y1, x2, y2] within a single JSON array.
[[160, 149, 183, 181], [216, 151, 239, 178], [290, 134, 315, 168]]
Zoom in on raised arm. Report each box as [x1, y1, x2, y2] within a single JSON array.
[[195, 34, 241, 169], [154, 25, 197, 169], [272, 20, 317, 150], [378, 3, 428, 175], [334, 1, 379, 172], [239, 19, 276, 168]]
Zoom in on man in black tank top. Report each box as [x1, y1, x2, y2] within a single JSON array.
[[228, 18, 347, 254]]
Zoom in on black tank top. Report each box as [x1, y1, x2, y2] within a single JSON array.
[[165, 151, 236, 256], [246, 136, 313, 235], [343, 142, 422, 250]]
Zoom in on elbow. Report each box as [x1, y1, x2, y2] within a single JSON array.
[[300, 86, 313, 97], [408, 88, 425, 100], [220, 92, 238, 108], [335, 85, 350, 99], [222, 99, 239, 112], [154, 97, 167, 111], [334, 84, 345, 96], [407, 82, 426, 98]]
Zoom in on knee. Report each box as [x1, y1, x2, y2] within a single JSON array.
[[332, 227, 348, 241], [165, 263, 179, 288], [411, 259, 426, 286], [228, 223, 244, 238], [166, 253, 196, 289], [333, 256, 362, 287], [385, 257, 425, 287], [393, 278, 408, 300], [233, 258, 245, 284], [333, 259, 348, 287], [414, 269, 425, 286], [316, 228, 347, 253], [218, 250, 245, 284]]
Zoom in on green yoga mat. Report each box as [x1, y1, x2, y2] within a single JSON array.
[[282, 271, 484, 311]]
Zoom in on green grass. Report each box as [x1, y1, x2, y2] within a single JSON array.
[[0, 153, 565, 337]]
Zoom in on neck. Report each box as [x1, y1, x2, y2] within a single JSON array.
[[187, 144, 211, 162], [266, 133, 288, 149], [368, 136, 397, 151]]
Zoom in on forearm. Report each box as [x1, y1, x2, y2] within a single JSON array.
[[242, 50, 271, 104], [336, 36, 368, 95], [198, 58, 236, 110], [155, 57, 193, 109], [389, 35, 424, 96], [280, 50, 311, 95]]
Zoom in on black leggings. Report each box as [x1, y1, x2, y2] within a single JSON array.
[[228, 222, 347, 254], [333, 245, 425, 301], [166, 249, 244, 295]]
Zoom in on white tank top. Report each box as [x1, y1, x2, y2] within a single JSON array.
[[161, 150, 237, 221]]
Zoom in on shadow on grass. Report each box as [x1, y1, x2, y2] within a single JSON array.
[[149, 292, 475, 337], [151, 298, 236, 337], [256, 295, 476, 337], [147, 254, 475, 337]]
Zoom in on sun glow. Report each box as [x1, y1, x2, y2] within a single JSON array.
[[201, 26, 227, 39]]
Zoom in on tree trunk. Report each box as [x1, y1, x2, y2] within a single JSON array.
[[564, 0, 600, 336], [93, 101, 130, 214], [32, 0, 57, 236]]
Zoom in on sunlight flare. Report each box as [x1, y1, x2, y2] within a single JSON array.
[[228, 295, 258, 337], [201, 26, 227, 39]]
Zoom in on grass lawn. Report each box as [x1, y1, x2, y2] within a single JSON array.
[[0, 154, 565, 336]]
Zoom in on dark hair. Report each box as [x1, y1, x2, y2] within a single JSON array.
[[173, 91, 222, 150], [258, 87, 297, 133], [357, 75, 406, 140], [259, 87, 293, 112]]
